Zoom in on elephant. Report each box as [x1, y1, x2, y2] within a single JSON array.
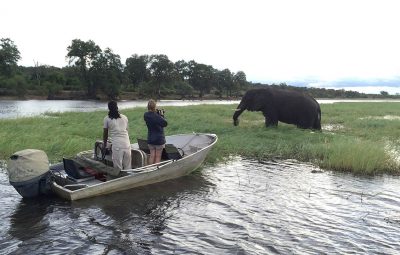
[[233, 87, 321, 130]]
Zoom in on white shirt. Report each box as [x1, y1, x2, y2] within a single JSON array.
[[103, 114, 130, 149]]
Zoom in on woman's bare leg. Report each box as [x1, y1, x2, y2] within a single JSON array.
[[155, 148, 163, 163], [149, 149, 156, 165]]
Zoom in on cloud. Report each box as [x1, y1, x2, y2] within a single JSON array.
[[2, 0, 400, 95], [291, 78, 400, 94]]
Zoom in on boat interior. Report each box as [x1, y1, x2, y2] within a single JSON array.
[[50, 141, 183, 190], [49, 134, 214, 191]]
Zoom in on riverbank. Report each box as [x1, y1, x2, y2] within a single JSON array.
[[0, 90, 238, 101], [1, 102, 399, 175]]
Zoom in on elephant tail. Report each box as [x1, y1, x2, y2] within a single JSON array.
[[314, 107, 321, 130]]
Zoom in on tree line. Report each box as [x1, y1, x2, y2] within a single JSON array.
[[1, 37, 397, 100], [0, 38, 248, 99]]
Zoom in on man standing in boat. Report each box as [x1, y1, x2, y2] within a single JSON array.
[[103, 101, 132, 170], [144, 99, 168, 164]]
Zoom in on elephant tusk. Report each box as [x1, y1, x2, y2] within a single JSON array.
[[235, 108, 241, 112]]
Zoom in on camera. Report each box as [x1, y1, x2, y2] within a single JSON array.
[[156, 108, 165, 116]]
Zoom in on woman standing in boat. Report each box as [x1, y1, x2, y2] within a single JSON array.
[[144, 99, 168, 164], [103, 100, 131, 170]]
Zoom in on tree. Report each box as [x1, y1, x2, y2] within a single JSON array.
[[217, 69, 234, 97], [174, 60, 190, 81], [380, 91, 389, 97], [0, 38, 21, 77], [174, 81, 193, 99], [32, 60, 43, 87], [42, 67, 65, 98], [62, 66, 84, 90], [233, 71, 248, 96], [148, 54, 175, 99], [66, 39, 101, 98], [188, 61, 215, 98], [124, 54, 150, 89], [91, 48, 123, 99], [2, 75, 27, 97], [138, 80, 157, 98]]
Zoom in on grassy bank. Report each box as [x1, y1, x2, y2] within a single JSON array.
[[1, 102, 399, 175]]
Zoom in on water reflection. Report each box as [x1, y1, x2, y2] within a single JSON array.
[[2, 158, 400, 254], [69, 171, 212, 254], [0, 100, 240, 119], [8, 198, 53, 241]]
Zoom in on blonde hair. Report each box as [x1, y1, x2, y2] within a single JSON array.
[[147, 99, 156, 111]]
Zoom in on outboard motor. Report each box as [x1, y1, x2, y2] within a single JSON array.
[[94, 140, 113, 166], [7, 149, 52, 198]]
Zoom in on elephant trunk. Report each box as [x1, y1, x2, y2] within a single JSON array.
[[233, 107, 244, 126]]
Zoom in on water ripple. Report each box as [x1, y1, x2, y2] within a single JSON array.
[[2, 158, 400, 254]]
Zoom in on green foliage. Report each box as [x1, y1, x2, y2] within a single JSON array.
[[44, 81, 63, 98], [91, 48, 123, 99], [138, 81, 157, 98], [0, 75, 27, 96], [125, 54, 150, 88], [188, 61, 215, 97], [0, 38, 21, 77], [319, 138, 393, 175], [66, 39, 101, 68], [148, 54, 176, 99], [47, 71, 65, 85], [215, 69, 233, 98], [66, 39, 102, 98], [1, 102, 399, 175], [3, 37, 399, 100], [63, 66, 84, 90], [174, 81, 193, 98], [174, 60, 190, 81]]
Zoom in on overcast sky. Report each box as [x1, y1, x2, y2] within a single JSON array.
[[2, 0, 400, 94]]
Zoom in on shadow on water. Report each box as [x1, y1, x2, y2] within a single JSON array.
[[74, 171, 212, 253], [1, 161, 212, 254], [8, 197, 55, 241]]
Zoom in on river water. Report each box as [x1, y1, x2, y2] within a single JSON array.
[[0, 100, 240, 119], [1, 158, 400, 254], [2, 99, 400, 119], [1, 99, 400, 254]]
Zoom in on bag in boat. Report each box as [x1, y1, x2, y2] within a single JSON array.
[[74, 151, 121, 177], [63, 158, 94, 179], [137, 138, 183, 160], [162, 144, 184, 160]]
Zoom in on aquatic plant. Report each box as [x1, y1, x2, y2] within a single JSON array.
[[0, 102, 399, 175]]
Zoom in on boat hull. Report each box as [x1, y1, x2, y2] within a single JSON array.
[[51, 133, 217, 201]]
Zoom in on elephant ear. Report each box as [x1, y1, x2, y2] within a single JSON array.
[[247, 89, 271, 111]]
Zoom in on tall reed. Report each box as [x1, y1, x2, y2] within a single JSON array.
[[0, 102, 399, 175]]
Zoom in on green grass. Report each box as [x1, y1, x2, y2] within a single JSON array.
[[1, 102, 400, 175]]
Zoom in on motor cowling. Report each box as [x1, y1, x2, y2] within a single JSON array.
[[7, 149, 52, 198]]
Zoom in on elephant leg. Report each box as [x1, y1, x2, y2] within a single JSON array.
[[296, 118, 308, 129], [313, 111, 321, 130], [263, 112, 278, 127], [297, 123, 308, 129]]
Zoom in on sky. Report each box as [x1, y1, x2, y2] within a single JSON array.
[[2, 0, 400, 94]]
